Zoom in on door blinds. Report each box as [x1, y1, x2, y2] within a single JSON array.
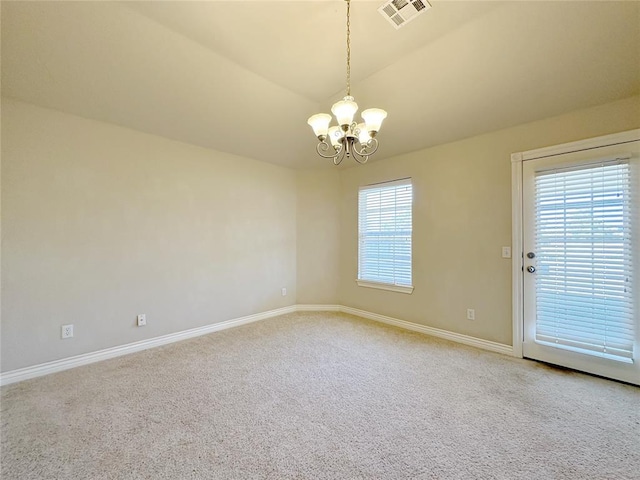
[[534, 159, 634, 362]]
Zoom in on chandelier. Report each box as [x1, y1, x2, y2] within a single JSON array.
[[307, 0, 387, 165]]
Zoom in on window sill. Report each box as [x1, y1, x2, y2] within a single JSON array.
[[356, 280, 414, 294]]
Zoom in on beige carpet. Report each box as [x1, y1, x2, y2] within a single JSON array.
[[1, 312, 639, 479]]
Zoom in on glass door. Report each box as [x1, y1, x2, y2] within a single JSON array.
[[522, 141, 639, 385]]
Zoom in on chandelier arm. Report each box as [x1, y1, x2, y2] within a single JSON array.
[[339, 136, 370, 164], [315, 140, 341, 160], [316, 140, 348, 165], [351, 137, 379, 158], [350, 146, 369, 164]]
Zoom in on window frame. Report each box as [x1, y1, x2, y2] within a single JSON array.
[[357, 178, 414, 294]]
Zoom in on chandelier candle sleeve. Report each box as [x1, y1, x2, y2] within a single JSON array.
[[306, 0, 387, 165]]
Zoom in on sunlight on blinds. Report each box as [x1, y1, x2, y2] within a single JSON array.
[[358, 179, 412, 287], [534, 160, 634, 362]]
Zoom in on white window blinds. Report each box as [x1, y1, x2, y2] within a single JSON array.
[[358, 178, 412, 287], [534, 160, 634, 362]]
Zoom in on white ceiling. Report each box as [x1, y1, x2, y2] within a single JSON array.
[[2, 1, 639, 169]]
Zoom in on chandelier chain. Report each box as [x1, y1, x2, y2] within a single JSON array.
[[346, 0, 351, 97]]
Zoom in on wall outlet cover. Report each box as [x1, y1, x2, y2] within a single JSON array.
[[61, 324, 74, 339]]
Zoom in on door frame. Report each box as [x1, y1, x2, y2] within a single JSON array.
[[510, 129, 640, 360]]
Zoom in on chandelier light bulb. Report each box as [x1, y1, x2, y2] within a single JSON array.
[[307, 113, 332, 139], [331, 96, 358, 129], [361, 108, 388, 135]]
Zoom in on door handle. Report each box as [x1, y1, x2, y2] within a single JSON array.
[[527, 266, 536, 273]]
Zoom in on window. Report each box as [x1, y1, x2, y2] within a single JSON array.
[[358, 178, 413, 293]]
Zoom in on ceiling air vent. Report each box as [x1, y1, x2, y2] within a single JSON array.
[[378, 0, 431, 30]]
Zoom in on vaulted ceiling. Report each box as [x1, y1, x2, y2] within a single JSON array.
[[2, 1, 639, 169]]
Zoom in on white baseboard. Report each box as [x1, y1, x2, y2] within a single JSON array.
[[296, 304, 341, 312], [296, 304, 513, 356], [339, 306, 514, 357], [1, 304, 513, 386], [0, 305, 296, 386]]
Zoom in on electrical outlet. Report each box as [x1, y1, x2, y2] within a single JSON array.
[[61, 324, 74, 339], [137, 314, 146, 327], [281, 287, 287, 296], [466, 309, 475, 321]]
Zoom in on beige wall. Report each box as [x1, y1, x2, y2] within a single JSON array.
[[296, 169, 340, 305], [1, 99, 297, 371], [2, 95, 639, 373], [338, 95, 640, 345]]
